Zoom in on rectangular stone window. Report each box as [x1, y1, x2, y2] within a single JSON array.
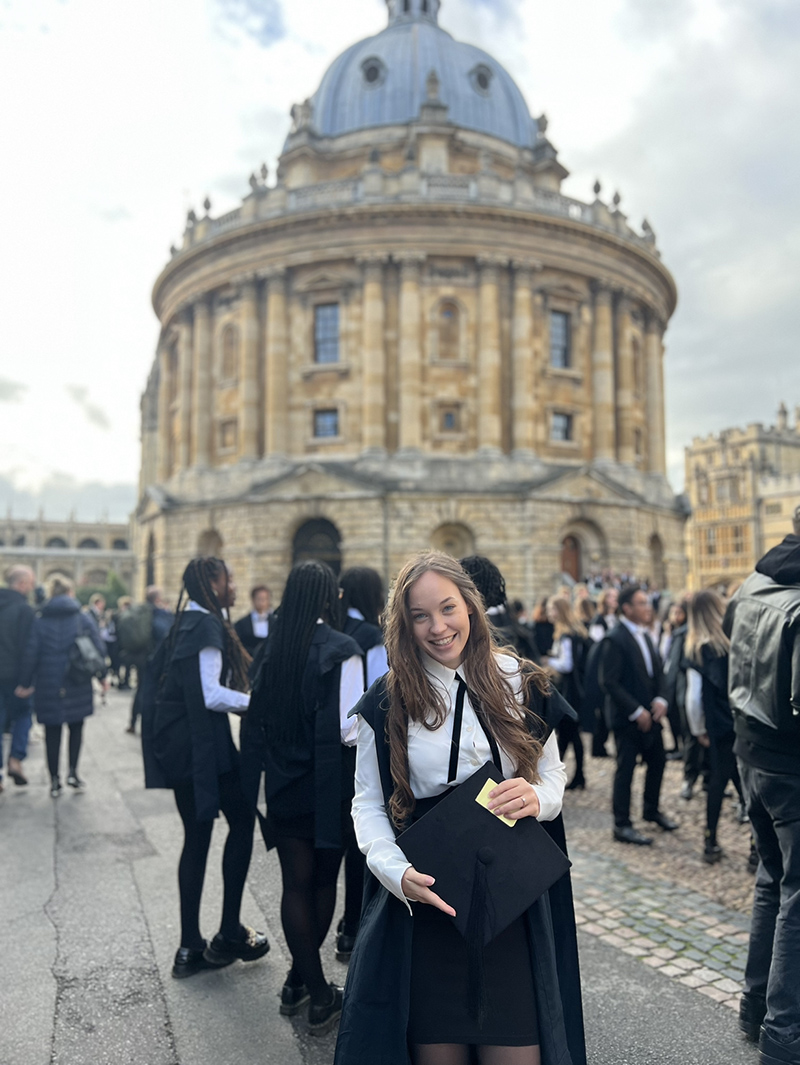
[[549, 310, 571, 369], [765, 502, 783, 515], [314, 409, 339, 438], [439, 404, 461, 433], [551, 412, 573, 442], [218, 419, 238, 452], [733, 525, 746, 554], [706, 527, 716, 556], [314, 304, 340, 364]]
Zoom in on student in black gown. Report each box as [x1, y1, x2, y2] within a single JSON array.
[[545, 597, 589, 791], [336, 567, 389, 959], [459, 555, 541, 664], [335, 552, 585, 1065], [243, 561, 363, 1034], [141, 557, 269, 979]]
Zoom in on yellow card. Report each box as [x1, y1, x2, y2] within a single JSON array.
[[475, 778, 517, 828]]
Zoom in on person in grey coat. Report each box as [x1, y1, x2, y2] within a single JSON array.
[[17, 576, 106, 797]]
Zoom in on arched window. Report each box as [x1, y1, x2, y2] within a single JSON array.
[[649, 534, 666, 590], [12, 535, 25, 547], [292, 519, 342, 575], [221, 324, 239, 382], [78, 538, 100, 550], [197, 529, 224, 557], [112, 539, 128, 550], [437, 301, 461, 361], [46, 537, 68, 548], [430, 523, 475, 559], [146, 532, 156, 587], [561, 535, 581, 582]]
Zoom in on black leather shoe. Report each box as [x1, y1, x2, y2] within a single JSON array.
[[67, 773, 86, 790], [204, 925, 270, 966], [739, 994, 766, 1043], [759, 1028, 800, 1064], [335, 931, 357, 961], [172, 944, 227, 979], [308, 984, 344, 1035], [565, 774, 586, 791], [644, 812, 679, 831], [614, 825, 653, 846], [665, 749, 684, 762], [703, 842, 723, 864], [591, 746, 610, 759], [280, 973, 311, 1016], [680, 781, 694, 801]]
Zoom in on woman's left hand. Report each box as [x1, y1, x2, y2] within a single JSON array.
[[487, 778, 540, 820]]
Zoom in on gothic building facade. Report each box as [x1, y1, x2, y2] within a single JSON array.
[[136, 0, 687, 603]]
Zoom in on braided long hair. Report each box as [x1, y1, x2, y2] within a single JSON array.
[[162, 557, 251, 693], [253, 560, 342, 745]]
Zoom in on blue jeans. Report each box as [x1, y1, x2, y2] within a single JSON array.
[[740, 760, 800, 1056], [0, 681, 32, 775]]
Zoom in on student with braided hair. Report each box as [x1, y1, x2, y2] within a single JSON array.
[[243, 560, 363, 1034], [142, 557, 269, 980]]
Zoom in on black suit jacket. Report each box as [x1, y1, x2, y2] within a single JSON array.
[[600, 622, 666, 732], [234, 612, 272, 656]]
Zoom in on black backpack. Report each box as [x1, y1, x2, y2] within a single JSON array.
[[65, 618, 107, 685]]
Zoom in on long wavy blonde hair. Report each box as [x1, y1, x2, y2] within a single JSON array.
[[384, 552, 550, 828], [685, 589, 730, 664]]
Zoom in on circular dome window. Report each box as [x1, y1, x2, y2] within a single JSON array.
[[362, 57, 387, 89], [470, 64, 493, 96]]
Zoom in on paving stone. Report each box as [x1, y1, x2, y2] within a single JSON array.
[[713, 978, 741, 995], [698, 986, 731, 1004]]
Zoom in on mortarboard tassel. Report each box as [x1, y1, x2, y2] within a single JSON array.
[[466, 846, 495, 1025]]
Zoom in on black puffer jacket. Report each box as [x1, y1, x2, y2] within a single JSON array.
[[728, 534, 800, 770], [0, 588, 35, 684]]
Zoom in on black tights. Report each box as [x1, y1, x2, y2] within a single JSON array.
[[557, 717, 584, 783], [411, 1045, 541, 1065], [706, 732, 743, 844], [173, 771, 255, 952], [276, 836, 342, 1006], [45, 722, 83, 779]]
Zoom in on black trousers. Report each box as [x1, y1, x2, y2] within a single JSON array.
[[45, 722, 83, 779], [612, 723, 666, 827], [706, 732, 742, 842], [173, 770, 255, 951]]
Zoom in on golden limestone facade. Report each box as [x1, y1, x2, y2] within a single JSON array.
[[685, 404, 800, 589], [135, 0, 686, 604]]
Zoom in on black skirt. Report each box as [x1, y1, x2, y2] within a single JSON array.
[[408, 903, 539, 1047], [268, 799, 353, 845]]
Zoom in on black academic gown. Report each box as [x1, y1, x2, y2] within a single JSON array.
[[334, 679, 585, 1065]]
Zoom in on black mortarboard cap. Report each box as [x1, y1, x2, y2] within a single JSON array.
[[397, 761, 571, 1020]]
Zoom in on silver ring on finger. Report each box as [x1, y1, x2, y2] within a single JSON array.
[[520, 795, 526, 808]]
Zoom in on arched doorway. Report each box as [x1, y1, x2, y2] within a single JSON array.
[[560, 535, 581, 582], [197, 529, 224, 557], [430, 523, 475, 559], [649, 534, 666, 590], [292, 518, 342, 575]]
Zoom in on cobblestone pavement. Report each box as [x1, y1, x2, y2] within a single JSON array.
[[562, 737, 755, 1017]]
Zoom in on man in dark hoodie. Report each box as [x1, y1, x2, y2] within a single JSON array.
[[0, 565, 36, 790], [728, 511, 800, 1065]]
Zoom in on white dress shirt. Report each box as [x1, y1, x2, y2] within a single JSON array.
[[347, 607, 389, 688], [589, 614, 617, 644], [251, 611, 270, 639], [186, 601, 251, 713], [352, 652, 567, 911], [547, 634, 574, 674], [685, 668, 706, 737]]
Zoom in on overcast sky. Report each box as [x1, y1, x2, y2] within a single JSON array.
[[1, 0, 798, 520]]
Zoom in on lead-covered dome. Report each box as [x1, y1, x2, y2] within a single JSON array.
[[308, 0, 538, 150]]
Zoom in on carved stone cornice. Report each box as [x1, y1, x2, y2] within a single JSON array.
[[394, 251, 426, 280], [511, 259, 543, 280], [357, 254, 389, 283], [476, 254, 509, 280]]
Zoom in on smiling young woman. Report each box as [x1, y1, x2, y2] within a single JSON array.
[[334, 552, 586, 1065]]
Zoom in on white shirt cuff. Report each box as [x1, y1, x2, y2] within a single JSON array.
[[628, 705, 646, 721]]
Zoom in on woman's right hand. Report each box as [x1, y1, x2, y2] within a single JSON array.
[[401, 867, 456, 917]]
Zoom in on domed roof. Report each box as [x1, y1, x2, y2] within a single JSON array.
[[308, 0, 538, 150]]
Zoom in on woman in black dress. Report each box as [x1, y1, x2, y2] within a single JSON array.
[[245, 561, 363, 1033], [545, 596, 588, 791], [336, 552, 583, 1065], [142, 557, 269, 979]]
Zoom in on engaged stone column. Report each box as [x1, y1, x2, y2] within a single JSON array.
[[265, 269, 288, 456], [239, 277, 260, 460], [157, 341, 172, 481], [177, 309, 194, 470], [359, 256, 387, 453], [477, 256, 504, 453], [192, 296, 213, 468], [511, 261, 536, 455], [397, 253, 425, 452], [646, 314, 667, 474], [591, 284, 615, 461], [615, 294, 635, 465]]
